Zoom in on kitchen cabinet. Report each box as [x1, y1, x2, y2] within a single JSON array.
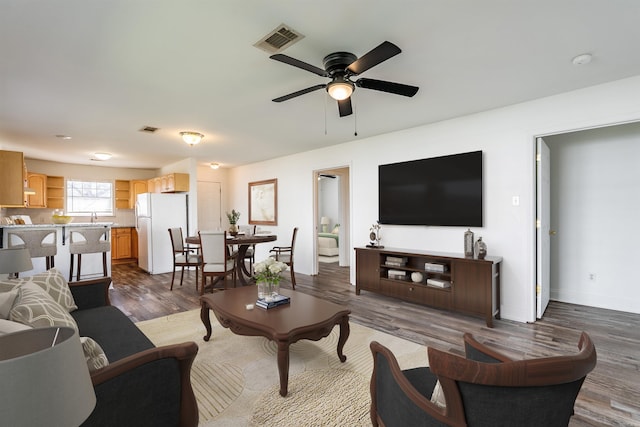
[[115, 180, 130, 209], [26, 172, 47, 208], [148, 177, 161, 193], [46, 176, 65, 209], [129, 180, 148, 208], [0, 150, 25, 207], [145, 173, 189, 193], [160, 173, 189, 193], [111, 227, 133, 261]]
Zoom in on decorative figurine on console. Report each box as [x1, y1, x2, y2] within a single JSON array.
[[367, 222, 383, 248]]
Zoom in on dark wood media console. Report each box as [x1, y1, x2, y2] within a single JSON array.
[[355, 247, 502, 327]]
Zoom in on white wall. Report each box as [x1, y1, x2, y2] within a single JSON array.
[[546, 123, 640, 314], [228, 75, 640, 323], [319, 177, 339, 231]]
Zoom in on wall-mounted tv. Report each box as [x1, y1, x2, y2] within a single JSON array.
[[378, 150, 483, 227]]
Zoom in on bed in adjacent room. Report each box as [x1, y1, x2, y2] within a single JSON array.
[[318, 228, 339, 257]]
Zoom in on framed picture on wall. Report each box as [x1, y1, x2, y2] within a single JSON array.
[[249, 178, 277, 225]]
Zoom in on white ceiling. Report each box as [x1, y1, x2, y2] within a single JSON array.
[[2, 1, 640, 170]]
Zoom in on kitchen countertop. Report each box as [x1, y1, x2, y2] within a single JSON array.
[[0, 222, 115, 228]]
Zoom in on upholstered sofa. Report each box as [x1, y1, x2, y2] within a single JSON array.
[[0, 270, 199, 427]]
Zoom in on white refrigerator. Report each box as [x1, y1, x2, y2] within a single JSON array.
[[136, 193, 188, 274]]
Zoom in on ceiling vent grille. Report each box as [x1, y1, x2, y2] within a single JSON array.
[[254, 24, 304, 54], [139, 126, 159, 133]]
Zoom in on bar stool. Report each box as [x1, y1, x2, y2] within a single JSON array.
[[68, 227, 110, 281], [7, 228, 57, 271]]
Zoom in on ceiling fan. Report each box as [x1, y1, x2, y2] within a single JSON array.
[[270, 41, 419, 117]]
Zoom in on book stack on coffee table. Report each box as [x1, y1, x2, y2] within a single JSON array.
[[256, 294, 291, 309]]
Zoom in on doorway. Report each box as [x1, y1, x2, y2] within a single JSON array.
[[534, 121, 640, 317], [314, 166, 350, 275]]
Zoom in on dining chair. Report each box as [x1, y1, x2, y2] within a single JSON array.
[[269, 227, 298, 289], [168, 228, 202, 292], [238, 225, 257, 274], [198, 230, 236, 295]]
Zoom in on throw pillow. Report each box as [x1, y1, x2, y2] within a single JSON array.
[[80, 336, 109, 372], [0, 318, 32, 336], [332, 225, 340, 234], [0, 289, 20, 319], [9, 283, 78, 331], [17, 268, 78, 312], [430, 380, 446, 408]]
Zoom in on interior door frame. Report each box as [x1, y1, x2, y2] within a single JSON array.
[[312, 165, 351, 276]]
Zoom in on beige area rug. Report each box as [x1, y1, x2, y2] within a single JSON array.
[[136, 309, 427, 426]]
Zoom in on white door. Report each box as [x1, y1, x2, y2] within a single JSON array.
[[536, 137, 551, 318], [197, 181, 222, 231]]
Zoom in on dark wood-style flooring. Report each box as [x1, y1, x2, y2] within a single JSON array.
[[111, 261, 640, 427]]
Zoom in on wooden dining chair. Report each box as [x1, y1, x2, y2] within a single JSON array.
[[198, 230, 236, 295], [269, 227, 298, 289], [168, 227, 202, 291], [238, 225, 257, 274]]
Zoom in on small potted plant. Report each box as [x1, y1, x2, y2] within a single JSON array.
[[226, 209, 241, 235]]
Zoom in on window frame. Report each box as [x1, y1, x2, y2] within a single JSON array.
[[65, 179, 115, 217]]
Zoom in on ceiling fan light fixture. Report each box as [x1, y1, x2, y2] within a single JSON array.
[[180, 131, 204, 146], [326, 80, 354, 101]]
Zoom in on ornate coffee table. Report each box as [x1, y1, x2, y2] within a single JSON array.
[[200, 286, 351, 396]]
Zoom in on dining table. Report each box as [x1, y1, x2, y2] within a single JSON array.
[[186, 233, 277, 286]]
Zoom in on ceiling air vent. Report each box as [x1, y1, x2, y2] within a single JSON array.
[[139, 126, 159, 133], [254, 24, 304, 54]]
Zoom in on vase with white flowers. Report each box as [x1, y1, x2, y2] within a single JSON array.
[[253, 258, 288, 302]]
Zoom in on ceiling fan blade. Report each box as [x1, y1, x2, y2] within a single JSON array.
[[337, 98, 353, 117], [272, 84, 326, 102], [270, 54, 329, 77], [346, 41, 401, 75], [356, 78, 419, 97]]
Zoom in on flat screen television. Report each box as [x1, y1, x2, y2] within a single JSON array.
[[378, 150, 483, 227]]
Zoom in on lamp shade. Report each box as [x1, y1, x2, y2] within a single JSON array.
[[326, 79, 354, 100], [0, 327, 96, 427], [0, 248, 33, 275], [320, 216, 330, 225]]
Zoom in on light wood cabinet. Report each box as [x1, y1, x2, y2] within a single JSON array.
[[46, 176, 65, 210], [111, 227, 133, 260], [26, 172, 47, 208], [115, 180, 130, 209], [0, 150, 26, 207], [160, 173, 189, 193], [129, 180, 148, 208], [145, 173, 189, 194], [355, 247, 502, 327]]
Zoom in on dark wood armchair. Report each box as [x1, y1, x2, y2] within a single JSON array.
[[370, 332, 597, 427]]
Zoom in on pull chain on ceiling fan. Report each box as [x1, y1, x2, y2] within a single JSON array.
[[270, 41, 419, 117]]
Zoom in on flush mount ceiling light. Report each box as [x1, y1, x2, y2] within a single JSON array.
[[93, 152, 112, 161], [180, 131, 204, 146], [55, 134, 72, 140], [572, 53, 592, 66], [326, 77, 354, 101], [210, 162, 220, 169]]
